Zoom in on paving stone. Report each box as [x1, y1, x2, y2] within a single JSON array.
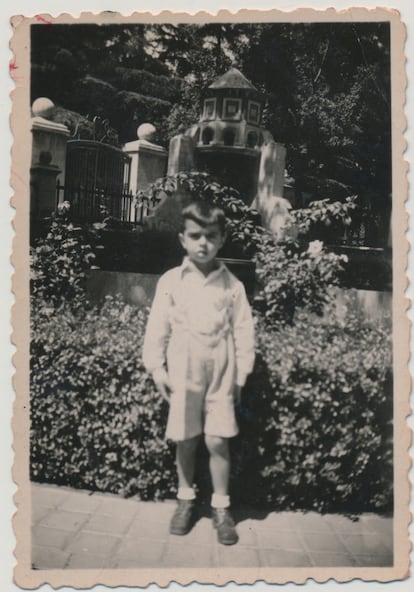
[[135, 500, 176, 522], [32, 485, 70, 509], [256, 528, 304, 551], [340, 532, 391, 556], [162, 542, 214, 567], [66, 531, 120, 556], [213, 544, 261, 567], [309, 552, 358, 567], [114, 538, 165, 567], [232, 520, 258, 547], [32, 544, 69, 569], [301, 531, 348, 554], [83, 512, 132, 536], [354, 553, 394, 567], [97, 496, 140, 519], [66, 551, 111, 569], [170, 517, 215, 546], [261, 547, 313, 567], [289, 512, 332, 533], [31, 504, 50, 525], [126, 518, 169, 541], [32, 524, 72, 550], [60, 492, 103, 514], [37, 509, 90, 532], [253, 512, 294, 531], [324, 514, 368, 534], [364, 516, 393, 537]]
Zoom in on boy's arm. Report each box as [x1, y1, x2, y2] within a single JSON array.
[[231, 281, 255, 387], [142, 274, 172, 375]]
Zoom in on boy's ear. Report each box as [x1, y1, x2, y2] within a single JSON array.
[[178, 232, 185, 249]]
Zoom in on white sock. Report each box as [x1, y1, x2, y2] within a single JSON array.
[[177, 487, 196, 501], [211, 493, 230, 509]]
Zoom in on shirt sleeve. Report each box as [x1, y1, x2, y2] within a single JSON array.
[[142, 273, 172, 373], [231, 280, 255, 386]]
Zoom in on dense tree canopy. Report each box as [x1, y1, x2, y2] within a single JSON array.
[[31, 21, 391, 227]]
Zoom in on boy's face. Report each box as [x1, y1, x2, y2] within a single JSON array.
[[179, 219, 225, 269]]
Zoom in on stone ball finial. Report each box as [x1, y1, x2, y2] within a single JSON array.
[[137, 123, 156, 142], [32, 97, 55, 119]]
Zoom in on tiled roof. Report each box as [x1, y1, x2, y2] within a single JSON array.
[[208, 67, 258, 90]]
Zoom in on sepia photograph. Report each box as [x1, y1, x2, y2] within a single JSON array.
[[9, 7, 410, 588]]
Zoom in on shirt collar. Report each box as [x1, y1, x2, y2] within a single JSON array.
[[180, 256, 226, 283]]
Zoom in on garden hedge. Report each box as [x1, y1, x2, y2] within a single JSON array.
[[30, 297, 392, 513]]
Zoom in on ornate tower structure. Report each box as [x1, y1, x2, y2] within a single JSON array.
[[167, 66, 287, 229], [192, 67, 267, 204]]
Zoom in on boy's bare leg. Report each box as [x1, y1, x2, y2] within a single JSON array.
[[205, 435, 238, 544], [170, 436, 200, 535], [176, 435, 200, 489], [204, 435, 230, 495]]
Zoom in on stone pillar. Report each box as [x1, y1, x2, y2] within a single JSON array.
[[31, 98, 70, 190], [256, 141, 289, 237], [30, 151, 61, 218], [167, 133, 195, 175], [123, 124, 168, 197]]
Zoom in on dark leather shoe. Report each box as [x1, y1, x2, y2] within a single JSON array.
[[211, 507, 238, 545], [169, 499, 196, 535]]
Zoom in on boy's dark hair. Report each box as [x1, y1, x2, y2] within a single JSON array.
[[180, 200, 227, 235]]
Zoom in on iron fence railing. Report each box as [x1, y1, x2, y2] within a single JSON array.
[[56, 180, 162, 225]]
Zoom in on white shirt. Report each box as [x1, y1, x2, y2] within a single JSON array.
[[142, 257, 255, 386]]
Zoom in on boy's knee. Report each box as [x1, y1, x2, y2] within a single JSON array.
[[204, 434, 228, 455]]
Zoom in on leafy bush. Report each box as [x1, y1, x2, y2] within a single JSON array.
[[256, 234, 348, 325], [290, 196, 357, 239], [30, 298, 176, 499], [232, 307, 393, 513], [30, 177, 392, 513], [143, 171, 263, 259], [30, 202, 99, 308], [30, 294, 392, 512]]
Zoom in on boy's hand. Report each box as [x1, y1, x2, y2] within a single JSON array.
[[233, 384, 242, 406], [152, 368, 171, 403]]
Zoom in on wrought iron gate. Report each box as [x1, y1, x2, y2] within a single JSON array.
[[58, 140, 134, 222]]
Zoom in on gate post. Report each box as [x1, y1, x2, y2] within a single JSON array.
[[123, 123, 167, 200], [31, 98, 70, 196], [30, 151, 61, 219]]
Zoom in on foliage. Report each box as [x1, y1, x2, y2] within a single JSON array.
[[143, 171, 263, 259], [31, 21, 391, 211], [70, 76, 118, 120], [256, 234, 348, 325], [30, 298, 176, 499], [30, 202, 99, 308], [109, 90, 172, 144], [233, 307, 393, 513], [30, 295, 392, 512], [112, 66, 183, 103], [290, 195, 357, 239]]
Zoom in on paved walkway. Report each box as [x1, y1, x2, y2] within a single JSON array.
[[31, 482, 393, 570]]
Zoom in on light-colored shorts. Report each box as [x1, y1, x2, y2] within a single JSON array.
[[165, 331, 238, 441]]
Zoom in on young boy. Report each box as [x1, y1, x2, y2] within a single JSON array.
[[142, 200, 255, 545]]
